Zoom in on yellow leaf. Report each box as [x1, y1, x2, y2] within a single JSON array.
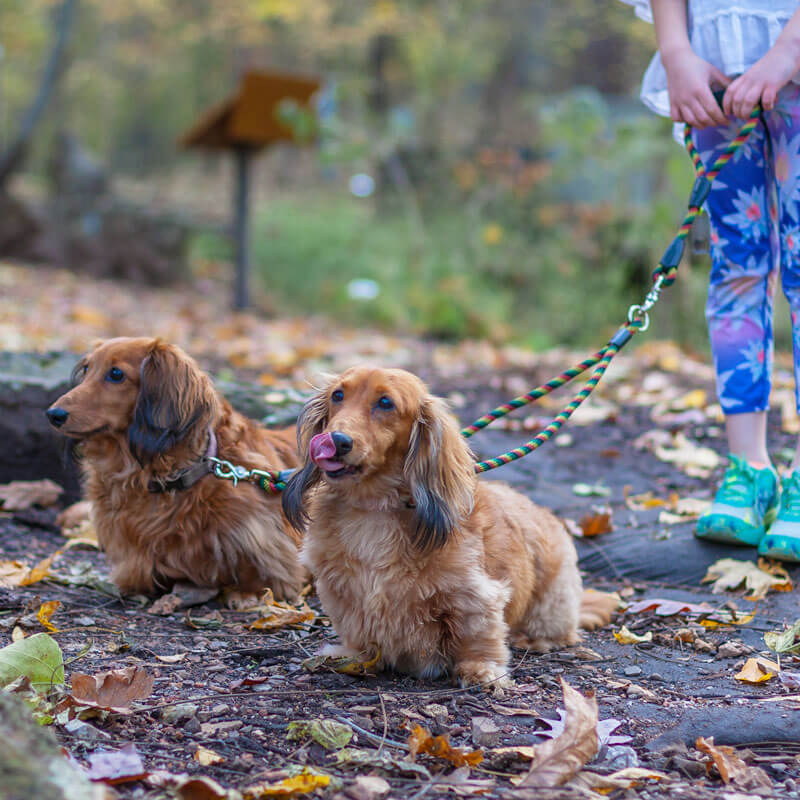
[[613, 625, 652, 645], [36, 600, 60, 632], [734, 657, 780, 684], [70, 305, 111, 327], [303, 647, 381, 676], [20, 548, 63, 586], [195, 745, 225, 766], [242, 771, 330, 798], [699, 611, 756, 629], [671, 389, 707, 411]]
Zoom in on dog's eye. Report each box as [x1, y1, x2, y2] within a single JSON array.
[[376, 396, 395, 411], [106, 367, 125, 383], [331, 389, 344, 403]]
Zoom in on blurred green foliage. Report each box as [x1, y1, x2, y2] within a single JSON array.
[[3, 0, 737, 348]]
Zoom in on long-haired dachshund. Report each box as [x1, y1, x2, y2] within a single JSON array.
[[283, 366, 615, 687], [46, 337, 304, 600]]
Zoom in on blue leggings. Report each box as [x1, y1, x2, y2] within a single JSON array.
[[694, 83, 800, 414]]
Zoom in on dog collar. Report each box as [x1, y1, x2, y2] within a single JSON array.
[[147, 429, 217, 494]]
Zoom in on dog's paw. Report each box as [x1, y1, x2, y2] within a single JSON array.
[[224, 590, 262, 610], [456, 660, 512, 694]]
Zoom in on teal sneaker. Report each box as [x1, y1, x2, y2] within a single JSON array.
[[695, 455, 778, 546], [759, 470, 800, 562]]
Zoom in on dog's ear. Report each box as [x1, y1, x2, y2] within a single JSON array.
[[129, 342, 219, 464], [405, 395, 475, 551], [281, 389, 329, 530]]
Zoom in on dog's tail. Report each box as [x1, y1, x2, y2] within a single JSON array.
[[579, 588, 621, 630]]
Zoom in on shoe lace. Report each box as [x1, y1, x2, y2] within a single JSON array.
[[717, 455, 756, 505], [781, 471, 800, 516]]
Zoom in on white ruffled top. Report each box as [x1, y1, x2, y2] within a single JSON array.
[[621, 1, 800, 116]]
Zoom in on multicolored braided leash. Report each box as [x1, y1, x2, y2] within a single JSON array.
[[219, 105, 763, 492], [464, 103, 763, 475]]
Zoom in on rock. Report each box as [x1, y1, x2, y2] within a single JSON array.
[[161, 702, 198, 725], [184, 717, 201, 734], [471, 716, 502, 747], [0, 693, 107, 800], [61, 718, 112, 741], [345, 775, 391, 800], [422, 703, 449, 725], [717, 640, 753, 659], [623, 665, 643, 677], [201, 720, 242, 736]]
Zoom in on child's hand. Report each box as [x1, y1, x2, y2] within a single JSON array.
[[723, 43, 799, 117], [662, 48, 731, 128]]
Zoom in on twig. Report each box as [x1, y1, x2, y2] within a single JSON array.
[[336, 715, 409, 751], [377, 690, 389, 756]]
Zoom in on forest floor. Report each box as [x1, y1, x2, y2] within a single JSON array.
[[2, 260, 800, 800]]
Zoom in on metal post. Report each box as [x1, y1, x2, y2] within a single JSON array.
[[233, 146, 252, 310]]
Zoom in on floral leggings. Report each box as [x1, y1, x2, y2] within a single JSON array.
[[694, 83, 800, 415]]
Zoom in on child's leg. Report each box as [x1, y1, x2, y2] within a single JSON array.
[[694, 119, 779, 544], [758, 85, 800, 561]]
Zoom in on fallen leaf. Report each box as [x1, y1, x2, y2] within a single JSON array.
[[518, 679, 598, 787], [734, 657, 780, 684], [195, 745, 225, 766], [36, 600, 61, 633], [624, 490, 672, 511], [702, 558, 792, 600], [635, 430, 719, 477], [764, 618, 800, 654], [303, 647, 381, 676], [626, 597, 755, 626], [0, 632, 65, 690], [334, 747, 432, 779], [578, 510, 613, 537], [696, 736, 772, 789], [0, 479, 62, 510], [56, 500, 93, 532], [155, 652, 187, 664], [613, 625, 652, 645], [11, 626, 25, 642], [287, 718, 353, 750], [70, 665, 154, 712], [408, 724, 483, 768], [87, 743, 147, 784], [147, 771, 231, 799], [0, 559, 31, 588], [21, 547, 67, 586], [242, 771, 330, 798], [248, 588, 315, 630], [569, 766, 668, 794]]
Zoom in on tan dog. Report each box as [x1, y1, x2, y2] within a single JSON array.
[[47, 337, 303, 600], [282, 366, 615, 687]]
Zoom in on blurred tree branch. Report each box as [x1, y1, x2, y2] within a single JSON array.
[[0, 0, 77, 188]]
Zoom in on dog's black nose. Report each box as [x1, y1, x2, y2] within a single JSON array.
[[331, 431, 353, 455], [46, 407, 69, 428]]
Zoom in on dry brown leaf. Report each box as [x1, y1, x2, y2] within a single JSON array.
[[734, 656, 780, 684], [578, 511, 613, 538], [247, 588, 315, 630], [696, 736, 772, 789], [702, 558, 792, 600], [0, 479, 62, 511], [407, 724, 483, 768], [70, 665, 155, 712], [518, 679, 598, 788]]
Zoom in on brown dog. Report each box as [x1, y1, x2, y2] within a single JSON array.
[[282, 366, 614, 687], [46, 337, 304, 600]]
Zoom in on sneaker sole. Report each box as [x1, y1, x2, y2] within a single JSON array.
[[758, 535, 800, 563], [695, 513, 766, 546]]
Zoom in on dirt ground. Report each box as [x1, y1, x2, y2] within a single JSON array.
[[2, 261, 800, 799]]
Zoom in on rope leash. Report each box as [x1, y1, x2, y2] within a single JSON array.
[[215, 105, 763, 491]]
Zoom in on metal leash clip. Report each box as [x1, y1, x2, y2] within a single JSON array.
[[208, 456, 251, 487], [627, 273, 666, 333]]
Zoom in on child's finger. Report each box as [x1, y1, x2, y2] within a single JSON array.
[[762, 86, 777, 111], [722, 81, 740, 116], [689, 99, 717, 129], [709, 66, 732, 89], [701, 88, 728, 126]]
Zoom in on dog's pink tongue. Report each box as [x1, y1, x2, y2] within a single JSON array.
[[309, 432, 343, 471]]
